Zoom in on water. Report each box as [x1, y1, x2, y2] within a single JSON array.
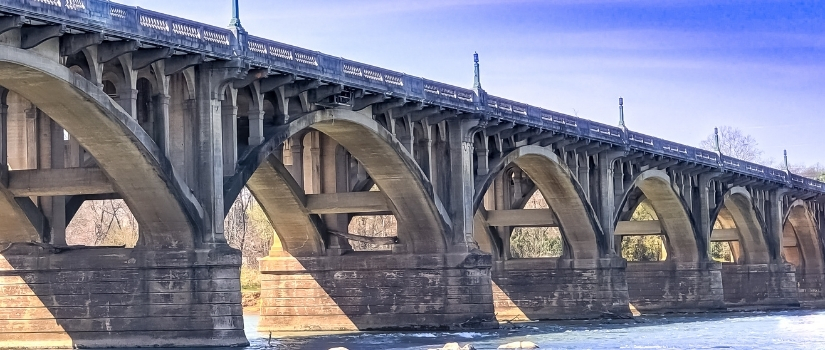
[[243, 310, 825, 349]]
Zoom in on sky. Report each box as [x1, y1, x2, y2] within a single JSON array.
[[119, 0, 825, 165]]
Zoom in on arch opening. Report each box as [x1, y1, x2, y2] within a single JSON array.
[[710, 188, 770, 265], [474, 145, 603, 261], [240, 109, 450, 256], [621, 170, 700, 263]]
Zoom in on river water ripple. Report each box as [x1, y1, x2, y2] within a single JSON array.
[[238, 310, 825, 349]]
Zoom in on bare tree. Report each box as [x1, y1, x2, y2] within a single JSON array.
[[699, 126, 765, 164], [789, 163, 825, 181]]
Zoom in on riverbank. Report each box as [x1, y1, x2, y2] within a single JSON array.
[[242, 267, 261, 315]]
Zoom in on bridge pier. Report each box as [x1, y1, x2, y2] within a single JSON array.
[[0, 245, 247, 349], [259, 251, 497, 331], [626, 261, 725, 313], [721, 262, 799, 309], [492, 257, 629, 321]]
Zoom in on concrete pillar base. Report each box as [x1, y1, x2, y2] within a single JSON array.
[[796, 269, 825, 308], [258, 251, 498, 331], [492, 257, 630, 321], [721, 263, 800, 310], [0, 245, 248, 349], [626, 261, 725, 313]]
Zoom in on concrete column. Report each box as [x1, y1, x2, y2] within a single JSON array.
[[476, 149, 489, 176], [248, 107, 264, 146], [66, 136, 81, 168], [768, 189, 788, 261], [307, 132, 322, 194], [222, 103, 238, 177], [117, 88, 138, 118], [0, 102, 7, 167], [49, 117, 66, 246], [597, 154, 617, 254], [154, 94, 170, 156], [25, 106, 37, 169], [447, 119, 476, 248], [698, 174, 717, 260], [194, 64, 232, 244], [578, 154, 590, 201], [323, 138, 352, 255], [289, 136, 304, 188]]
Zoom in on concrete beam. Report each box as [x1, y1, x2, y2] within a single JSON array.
[[233, 68, 269, 89], [710, 229, 740, 242], [615, 220, 663, 236], [98, 40, 140, 63], [309, 84, 343, 103], [352, 93, 386, 111], [615, 220, 742, 242], [21, 25, 66, 49], [7, 168, 115, 197], [260, 74, 295, 93], [164, 54, 203, 76], [305, 191, 391, 215], [486, 209, 557, 227], [59, 32, 104, 56], [0, 16, 24, 36], [132, 48, 173, 70]]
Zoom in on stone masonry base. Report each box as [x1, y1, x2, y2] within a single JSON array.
[[492, 257, 630, 321], [258, 251, 498, 332], [721, 263, 799, 309], [626, 261, 725, 313], [0, 245, 248, 349]]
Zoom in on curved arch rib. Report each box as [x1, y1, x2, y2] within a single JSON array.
[[234, 109, 450, 254], [632, 170, 700, 263], [718, 187, 771, 264], [476, 145, 604, 260], [0, 47, 199, 248], [246, 155, 325, 256], [785, 201, 824, 273]]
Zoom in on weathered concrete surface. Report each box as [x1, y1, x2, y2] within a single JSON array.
[[795, 269, 825, 308], [0, 46, 200, 248], [492, 258, 630, 321], [625, 261, 725, 313], [259, 251, 497, 331], [0, 245, 247, 348], [721, 263, 799, 309]]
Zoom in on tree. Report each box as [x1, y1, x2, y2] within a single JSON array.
[[699, 126, 765, 164], [788, 163, 825, 181]]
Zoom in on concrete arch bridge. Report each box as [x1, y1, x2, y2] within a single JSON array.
[[0, 0, 823, 347]]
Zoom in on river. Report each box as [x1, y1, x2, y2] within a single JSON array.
[[242, 310, 825, 349]]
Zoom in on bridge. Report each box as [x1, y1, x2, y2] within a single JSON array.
[[0, 0, 823, 347]]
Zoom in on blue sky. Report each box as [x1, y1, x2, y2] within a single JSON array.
[[120, 0, 825, 165]]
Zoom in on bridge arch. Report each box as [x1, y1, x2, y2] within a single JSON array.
[[711, 187, 771, 264], [0, 46, 200, 248], [783, 200, 824, 274], [237, 108, 451, 255], [623, 169, 700, 263], [474, 145, 604, 260]]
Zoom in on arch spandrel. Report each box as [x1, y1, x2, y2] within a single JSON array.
[[475, 145, 604, 260], [630, 170, 700, 263], [0, 46, 200, 248]]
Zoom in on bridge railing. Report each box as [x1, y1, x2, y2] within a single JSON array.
[[0, 0, 823, 194]]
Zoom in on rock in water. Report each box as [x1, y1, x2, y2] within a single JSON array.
[[498, 341, 539, 349], [328, 348, 349, 350], [429, 343, 476, 350]]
